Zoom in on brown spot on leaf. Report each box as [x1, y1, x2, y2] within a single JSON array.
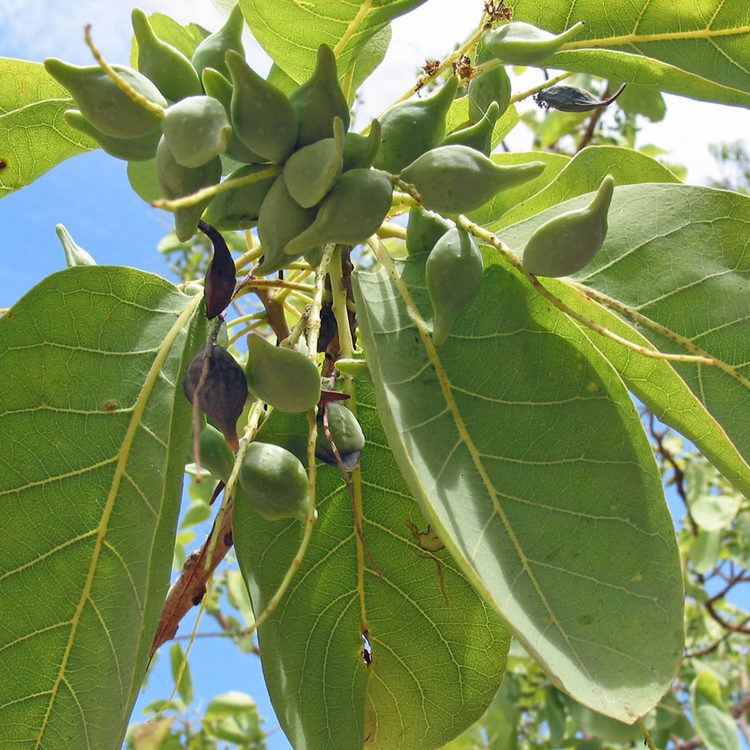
[[103, 399, 119, 412], [0, 159, 7, 170]]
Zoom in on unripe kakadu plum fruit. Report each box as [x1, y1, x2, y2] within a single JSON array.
[[426, 227, 484, 346], [201, 67, 265, 163], [283, 117, 345, 208], [441, 101, 500, 157], [483, 20, 585, 65], [401, 145, 545, 214], [191, 4, 245, 79], [405, 207, 453, 255], [468, 40, 511, 123], [199, 423, 235, 482], [256, 176, 316, 276], [283, 169, 394, 256], [316, 402, 366, 471], [44, 58, 167, 138], [226, 50, 299, 164], [131, 8, 202, 101], [162, 95, 232, 168], [245, 333, 321, 413], [238, 442, 309, 522], [155, 136, 222, 241], [374, 76, 458, 174], [342, 120, 381, 171], [290, 44, 351, 147], [64, 109, 160, 161], [522, 175, 615, 278], [203, 165, 277, 230]]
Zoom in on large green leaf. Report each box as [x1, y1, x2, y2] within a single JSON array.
[[507, 1, 750, 107], [489, 146, 679, 231], [236, 0, 428, 83], [540, 280, 750, 501], [233, 383, 509, 750], [691, 672, 740, 750], [354, 254, 683, 722], [500, 184, 750, 477], [0, 58, 94, 197], [0, 267, 204, 748]]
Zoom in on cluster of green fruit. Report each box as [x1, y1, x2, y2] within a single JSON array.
[[184, 332, 365, 523], [44, 6, 394, 274]]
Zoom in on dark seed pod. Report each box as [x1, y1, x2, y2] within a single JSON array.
[[316, 402, 365, 471], [534, 83, 627, 113], [183, 343, 247, 451], [198, 220, 235, 319], [290, 44, 351, 147]]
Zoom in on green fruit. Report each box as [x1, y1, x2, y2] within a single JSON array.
[[405, 207, 453, 255], [283, 116, 344, 208], [283, 169, 393, 256], [201, 67, 264, 163], [483, 20, 585, 65], [402, 145, 545, 214], [245, 333, 321, 413], [342, 119, 381, 171], [468, 66, 510, 123], [426, 227, 483, 346], [44, 58, 167, 138], [335, 358, 372, 383], [521, 175, 615, 278], [441, 101, 500, 156], [203, 164, 276, 230], [226, 50, 298, 163], [256, 175, 316, 276], [290, 44, 350, 147], [127, 158, 160, 203], [315, 402, 365, 471], [162, 95, 231, 168], [199, 424, 235, 481], [55, 223, 96, 267], [238, 442, 309, 522], [191, 4, 244, 78], [64, 109, 160, 161], [374, 76, 458, 174], [304, 247, 324, 267], [155, 136, 222, 241], [131, 8, 202, 101]]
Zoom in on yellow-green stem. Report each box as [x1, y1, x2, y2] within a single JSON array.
[[509, 71, 574, 105], [153, 165, 282, 211]]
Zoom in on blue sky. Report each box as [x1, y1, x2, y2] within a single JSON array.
[[2, 2, 750, 749]]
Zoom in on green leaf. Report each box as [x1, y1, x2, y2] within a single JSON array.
[[205, 690, 258, 719], [354, 254, 684, 722], [563, 694, 645, 743], [0, 267, 204, 748], [502, 184, 750, 483], [691, 530, 722, 574], [535, 279, 750, 503], [169, 643, 194, 706], [507, 1, 750, 107], [691, 671, 740, 750], [489, 145, 680, 230], [236, 0, 429, 83], [0, 58, 95, 197], [341, 25, 392, 104], [690, 493, 742, 531], [469, 151, 570, 227], [233, 383, 509, 750], [616, 83, 667, 122]]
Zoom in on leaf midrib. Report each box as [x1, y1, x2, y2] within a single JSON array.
[[33, 293, 201, 749], [561, 24, 750, 50]]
